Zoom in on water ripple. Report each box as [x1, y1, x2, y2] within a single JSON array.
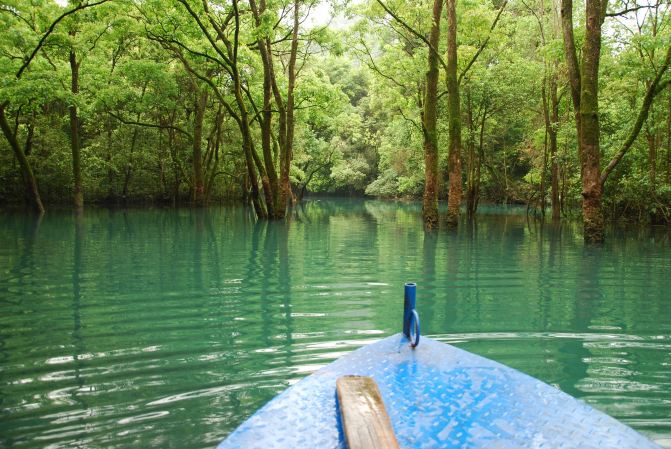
[[0, 202, 669, 449]]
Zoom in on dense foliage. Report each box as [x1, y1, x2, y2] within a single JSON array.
[[1, 0, 670, 229]]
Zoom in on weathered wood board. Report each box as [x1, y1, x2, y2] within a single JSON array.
[[336, 375, 400, 449]]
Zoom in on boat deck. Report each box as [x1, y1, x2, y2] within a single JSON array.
[[217, 334, 661, 449]]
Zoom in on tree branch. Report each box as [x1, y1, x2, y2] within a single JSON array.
[[108, 111, 193, 140], [88, 22, 113, 52], [398, 106, 421, 132], [1, 5, 35, 30], [606, 4, 657, 17], [356, 39, 410, 92], [16, 0, 110, 79], [560, 0, 581, 114], [176, 0, 234, 68], [458, 0, 508, 85], [162, 41, 243, 128], [146, 28, 232, 77], [375, 0, 448, 72], [600, 46, 671, 186]]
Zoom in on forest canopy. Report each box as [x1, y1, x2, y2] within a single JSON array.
[[1, 0, 670, 241]]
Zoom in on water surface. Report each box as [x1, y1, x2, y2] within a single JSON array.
[[1, 199, 670, 448]]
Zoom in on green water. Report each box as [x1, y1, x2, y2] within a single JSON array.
[[1, 199, 670, 449]]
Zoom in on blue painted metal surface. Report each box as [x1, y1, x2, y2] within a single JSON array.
[[217, 333, 662, 449]]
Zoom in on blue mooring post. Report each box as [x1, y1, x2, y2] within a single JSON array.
[[403, 282, 416, 338]]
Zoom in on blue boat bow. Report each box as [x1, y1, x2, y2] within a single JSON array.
[[217, 284, 662, 449]]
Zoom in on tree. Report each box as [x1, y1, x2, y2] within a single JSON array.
[[0, 0, 669, 232], [445, 0, 462, 227], [423, 0, 443, 229], [561, 0, 671, 242]]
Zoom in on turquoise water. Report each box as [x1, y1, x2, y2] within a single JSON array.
[[1, 199, 670, 448]]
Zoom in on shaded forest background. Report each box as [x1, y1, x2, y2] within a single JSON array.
[[1, 0, 670, 237]]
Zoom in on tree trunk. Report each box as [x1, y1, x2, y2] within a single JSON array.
[[560, 0, 581, 131], [282, 0, 300, 213], [550, 73, 560, 221], [249, 0, 280, 216], [540, 75, 549, 219], [667, 96, 671, 184], [465, 88, 476, 218], [193, 88, 208, 206], [646, 110, 657, 193], [466, 95, 486, 218], [24, 115, 34, 156], [249, 0, 300, 218], [227, 0, 268, 218], [158, 129, 168, 200], [105, 118, 115, 200], [421, 0, 443, 229], [69, 35, 84, 210], [235, 60, 269, 214], [205, 106, 224, 202], [561, 0, 605, 243], [0, 102, 45, 213], [445, 0, 462, 228], [474, 104, 486, 215], [167, 118, 181, 206], [122, 84, 148, 202], [243, 137, 265, 218], [260, 47, 280, 215], [540, 127, 547, 218], [122, 126, 138, 201], [579, 0, 605, 243], [502, 138, 509, 203]]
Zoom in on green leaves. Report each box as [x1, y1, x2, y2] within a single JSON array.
[[0, 0, 669, 220]]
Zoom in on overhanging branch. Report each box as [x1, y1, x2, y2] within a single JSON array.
[[375, 0, 448, 72], [16, 0, 110, 79], [458, 0, 508, 85], [108, 111, 193, 140]]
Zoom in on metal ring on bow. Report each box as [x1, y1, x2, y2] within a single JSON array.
[[408, 309, 420, 348]]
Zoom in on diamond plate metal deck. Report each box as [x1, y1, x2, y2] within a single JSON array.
[[216, 334, 661, 449]]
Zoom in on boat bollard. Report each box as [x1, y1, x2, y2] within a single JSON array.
[[403, 282, 420, 348]]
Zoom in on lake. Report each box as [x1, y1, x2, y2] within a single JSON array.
[[1, 198, 670, 448]]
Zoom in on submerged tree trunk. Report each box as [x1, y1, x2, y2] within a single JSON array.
[[248, 0, 300, 218], [561, 0, 603, 243], [579, 0, 606, 243], [282, 0, 300, 212], [249, 0, 280, 216], [0, 102, 45, 214], [232, 1, 269, 218], [578, 0, 604, 243], [445, 0, 462, 228], [421, 0, 443, 229], [260, 48, 280, 214], [69, 34, 84, 210], [562, 0, 671, 239]]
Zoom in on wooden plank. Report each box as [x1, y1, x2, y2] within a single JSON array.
[[336, 375, 400, 449]]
